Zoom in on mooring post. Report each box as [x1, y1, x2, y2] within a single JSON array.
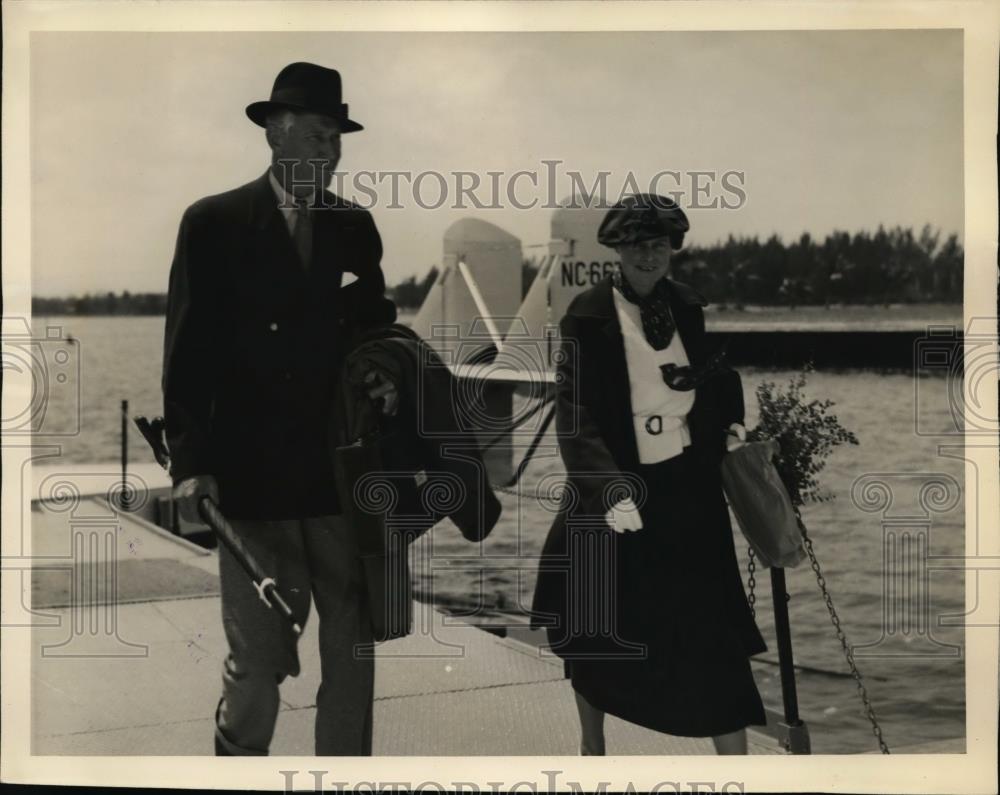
[[770, 566, 811, 753], [120, 398, 129, 512]]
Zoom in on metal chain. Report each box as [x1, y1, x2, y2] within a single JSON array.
[[794, 506, 891, 754], [746, 546, 757, 619]]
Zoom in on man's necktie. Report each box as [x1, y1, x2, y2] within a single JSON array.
[[613, 269, 676, 350], [292, 199, 313, 270]]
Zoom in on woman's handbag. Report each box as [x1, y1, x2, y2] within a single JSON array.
[[720, 439, 806, 569]]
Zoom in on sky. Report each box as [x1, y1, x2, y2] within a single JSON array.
[[30, 29, 963, 296]]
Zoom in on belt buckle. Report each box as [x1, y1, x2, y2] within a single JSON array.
[[644, 415, 663, 435]]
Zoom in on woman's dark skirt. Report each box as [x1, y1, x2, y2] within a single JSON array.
[[564, 446, 768, 738]]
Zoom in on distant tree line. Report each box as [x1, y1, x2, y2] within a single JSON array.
[[33, 291, 168, 316], [389, 267, 440, 309], [673, 225, 962, 307], [34, 225, 962, 315], [396, 225, 962, 311]]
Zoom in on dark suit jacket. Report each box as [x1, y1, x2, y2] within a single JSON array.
[[162, 170, 388, 519]]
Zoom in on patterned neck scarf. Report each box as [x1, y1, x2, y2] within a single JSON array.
[[613, 269, 676, 350]]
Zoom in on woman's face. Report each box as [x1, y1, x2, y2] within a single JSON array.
[[617, 237, 673, 295]]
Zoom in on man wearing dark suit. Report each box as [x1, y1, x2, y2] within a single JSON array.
[[162, 62, 391, 755]]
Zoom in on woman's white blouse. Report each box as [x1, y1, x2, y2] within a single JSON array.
[[613, 287, 695, 464]]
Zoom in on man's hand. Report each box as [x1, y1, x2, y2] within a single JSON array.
[[364, 370, 399, 416], [605, 498, 644, 533], [173, 475, 219, 524], [726, 422, 748, 452]]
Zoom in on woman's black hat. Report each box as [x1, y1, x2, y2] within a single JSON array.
[[597, 193, 690, 250], [246, 62, 363, 132]]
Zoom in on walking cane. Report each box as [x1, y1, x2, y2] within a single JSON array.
[[132, 415, 302, 635]]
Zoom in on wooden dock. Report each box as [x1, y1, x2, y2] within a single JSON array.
[[23, 467, 964, 757]]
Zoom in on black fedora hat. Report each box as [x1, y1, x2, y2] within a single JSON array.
[[246, 62, 363, 133]]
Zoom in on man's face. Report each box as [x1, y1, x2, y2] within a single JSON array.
[[269, 111, 342, 195], [617, 237, 673, 293]]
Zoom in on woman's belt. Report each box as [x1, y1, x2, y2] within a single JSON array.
[[633, 413, 691, 464]]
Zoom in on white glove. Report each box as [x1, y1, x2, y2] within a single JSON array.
[[726, 422, 747, 452], [605, 497, 643, 533]]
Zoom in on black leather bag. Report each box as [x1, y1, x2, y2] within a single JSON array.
[[332, 327, 502, 641], [333, 432, 420, 642]]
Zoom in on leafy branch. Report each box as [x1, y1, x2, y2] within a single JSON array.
[[745, 364, 859, 506]]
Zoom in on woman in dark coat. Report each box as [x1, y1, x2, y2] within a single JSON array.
[[530, 194, 767, 755]]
